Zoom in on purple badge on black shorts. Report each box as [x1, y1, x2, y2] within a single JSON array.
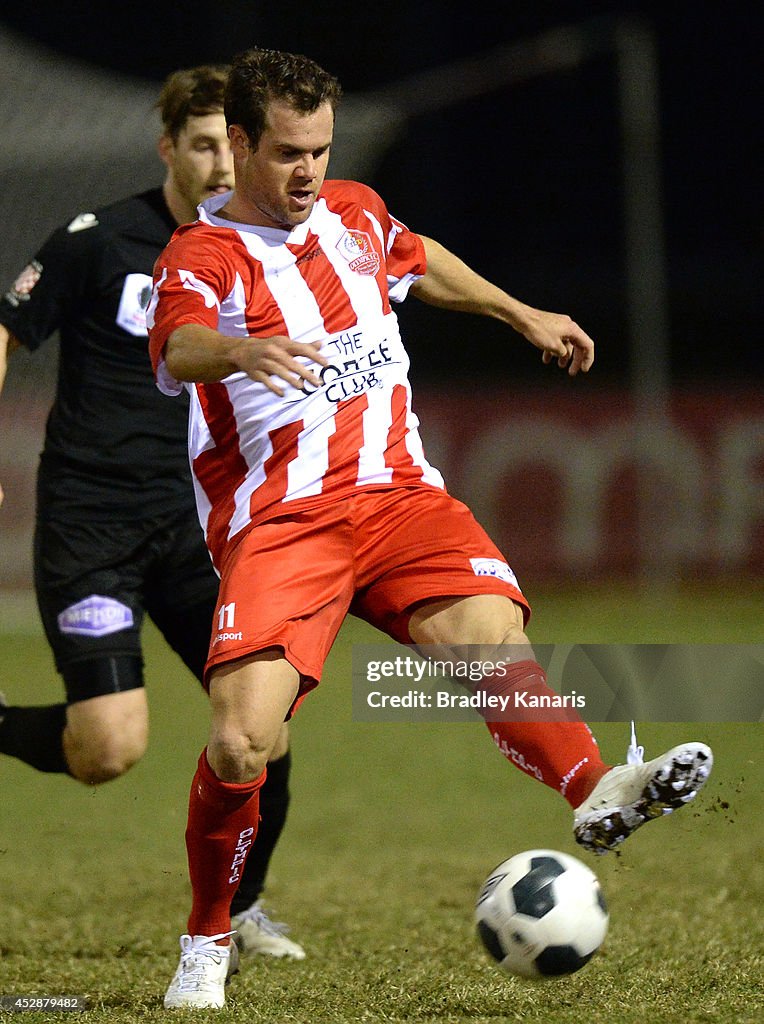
[[57, 595, 134, 637]]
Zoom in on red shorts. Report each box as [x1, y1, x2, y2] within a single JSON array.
[[206, 486, 530, 707]]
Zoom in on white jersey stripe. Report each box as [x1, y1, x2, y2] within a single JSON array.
[[188, 386, 215, 542], [357, 388, 394, 485], [239, 231, 325, 342], [402, 387, 445, 488], [364, 208, 385, 251], [286, 412, 337, 501], [218, 272, 250, 338]]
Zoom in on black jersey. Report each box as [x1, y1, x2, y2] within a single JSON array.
[[0, 188, 191, 517]]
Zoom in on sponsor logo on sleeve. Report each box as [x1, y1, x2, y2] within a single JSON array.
[[57, 595, 134, 637], [4, 260, 43, 307], [470, 557, 520, 588], [115, 272, 154, 336]]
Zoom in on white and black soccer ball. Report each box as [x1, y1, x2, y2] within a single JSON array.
[[475, 849, 608, 979]]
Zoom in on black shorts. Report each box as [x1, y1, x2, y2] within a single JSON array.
[[34, 505, 219, 698]]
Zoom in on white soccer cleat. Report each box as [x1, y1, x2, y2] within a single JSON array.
[[574, 739, 713, 855], [232, 901, 306, 960], [164, 931, 239, 1009]]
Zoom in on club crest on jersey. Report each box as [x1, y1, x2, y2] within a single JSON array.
[[5, 260, 42, 306], [336, 229, 380, 276]]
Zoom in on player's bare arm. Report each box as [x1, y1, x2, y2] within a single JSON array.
[[0, 324, 22, 507], [410, 235, 594, 376], [0, 323, 21, 396], [164, 323, 328, 396]]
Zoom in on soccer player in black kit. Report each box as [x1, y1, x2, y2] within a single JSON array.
[[0, 65, 304, 960]]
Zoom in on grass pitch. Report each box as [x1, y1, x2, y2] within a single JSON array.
[[0, 581, 762, 1023]]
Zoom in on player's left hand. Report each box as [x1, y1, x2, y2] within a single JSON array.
[[522, 309, 595, 376]]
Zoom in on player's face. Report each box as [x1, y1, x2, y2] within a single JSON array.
[[228, 99, 334, 230], [160, 112, 234, 224]]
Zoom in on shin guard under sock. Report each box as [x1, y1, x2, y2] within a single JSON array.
[[186, 748, 266, 938], [478, 660, 609, 808]]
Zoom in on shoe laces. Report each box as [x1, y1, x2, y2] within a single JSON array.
[[237, 901, 290, 937], [176, 931, 234, 992], [626, 720, 645, 766]]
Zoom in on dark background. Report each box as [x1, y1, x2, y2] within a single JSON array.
[[3, 1, 760, 387]]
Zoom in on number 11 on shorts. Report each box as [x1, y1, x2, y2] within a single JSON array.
[[218, 602, 236, 630]]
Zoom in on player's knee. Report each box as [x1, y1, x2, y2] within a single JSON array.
[[63, 690, 149, 785], [72, 739, 146, 784], [207, 729, 270, 783], [66, 728, 148, 784]]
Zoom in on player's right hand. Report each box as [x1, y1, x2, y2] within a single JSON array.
[[232, 335, 328, 396]]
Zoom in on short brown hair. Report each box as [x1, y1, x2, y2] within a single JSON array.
[[225, 48, 342, 148], [156, 65, 229, 140]]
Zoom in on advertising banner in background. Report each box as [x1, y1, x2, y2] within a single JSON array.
[[1, 387, 761, 591]]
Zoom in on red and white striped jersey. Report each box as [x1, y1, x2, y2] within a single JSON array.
[[148, 179, 445, 569]]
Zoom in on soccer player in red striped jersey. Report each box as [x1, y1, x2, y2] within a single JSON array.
[[148, 48, 713, 1010]]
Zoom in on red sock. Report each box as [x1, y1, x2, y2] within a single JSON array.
[[185, 748, 266, 938], [479, 660, 610, 807]]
